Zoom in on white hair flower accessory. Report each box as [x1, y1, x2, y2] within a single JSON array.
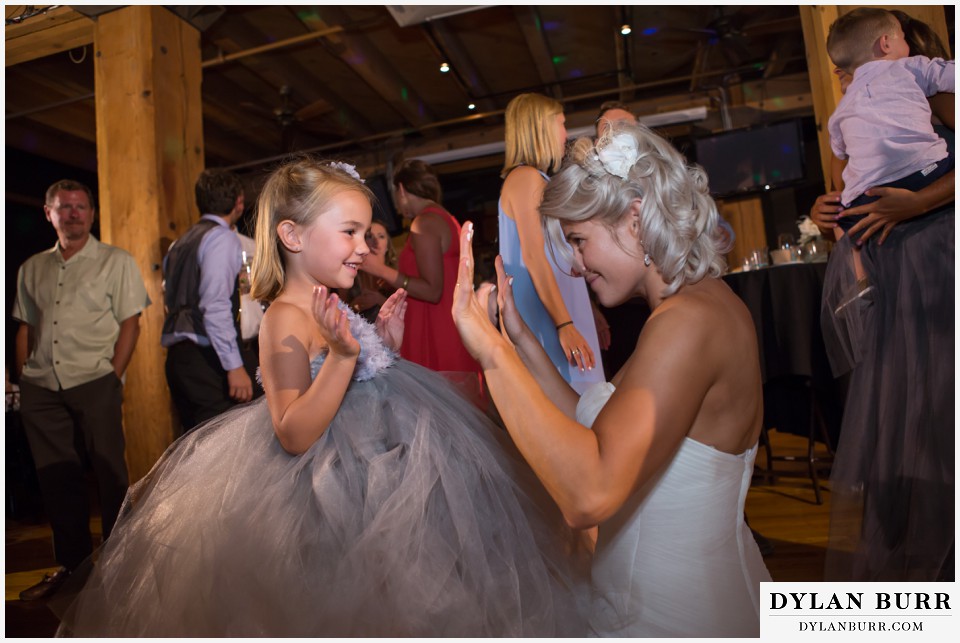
[[596, 132, 639, 180], [328, 161, 364, 183]]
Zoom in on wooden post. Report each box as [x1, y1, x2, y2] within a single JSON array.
[[93, 6, 204, 480], [799, 5, 842, 193]]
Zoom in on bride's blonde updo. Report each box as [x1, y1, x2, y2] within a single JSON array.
[[540, 122, 726, 297]]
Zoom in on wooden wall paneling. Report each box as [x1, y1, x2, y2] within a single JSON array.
[[296, 5, 437, 129], [719, 194, 767, 270], [94, 5, 205, 481]]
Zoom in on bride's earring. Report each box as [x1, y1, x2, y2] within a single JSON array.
[[639, 240, 651, 267]]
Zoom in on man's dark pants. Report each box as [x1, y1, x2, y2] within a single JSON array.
[[165, 340, 236, 436], [19, 372, 128, 571]]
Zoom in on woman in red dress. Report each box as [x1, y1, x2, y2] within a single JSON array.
[[360, 160, 481, 393]]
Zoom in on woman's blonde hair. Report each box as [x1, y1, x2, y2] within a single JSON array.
[[539, 122, 726, 297], [501, 93, 565, 178], [251, 157, 374, 302]]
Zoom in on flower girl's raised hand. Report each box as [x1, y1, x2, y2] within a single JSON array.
[[312, 286, 360, 358], [376, 288, 408, 352]]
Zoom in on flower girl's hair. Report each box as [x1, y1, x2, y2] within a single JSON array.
[[251, 157, 374, 302], [540, 122, 726, 296]]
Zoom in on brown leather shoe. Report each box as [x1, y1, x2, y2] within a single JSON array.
[[19, 567, 71, 601]]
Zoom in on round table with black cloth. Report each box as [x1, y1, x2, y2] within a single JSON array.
[[723, 261, 846, 448]]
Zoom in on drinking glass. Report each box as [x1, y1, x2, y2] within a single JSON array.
[[749, 247, 769, 270]]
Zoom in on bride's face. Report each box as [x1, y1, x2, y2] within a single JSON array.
[[561, 212, 643, 307]]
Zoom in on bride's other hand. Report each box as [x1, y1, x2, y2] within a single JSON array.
[[452, 222, 508, 367], [494, 255, 531, 345], [376, 288, 408, 352]]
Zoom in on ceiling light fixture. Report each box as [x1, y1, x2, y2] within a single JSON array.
[[439, 62, 450, 73], [620, 24, 632, 36], [414, 107, 709, 166], [467, 103, 476, 110]]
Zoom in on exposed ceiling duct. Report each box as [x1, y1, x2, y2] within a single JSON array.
[[413, 107, 709, 166], [385, 5, 489, 28]]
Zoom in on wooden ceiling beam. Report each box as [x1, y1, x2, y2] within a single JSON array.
[[512, 6, 562, 99], [202, 121, 274, 168], [204, 15, 376, 138], [422, 20, 497, 114], [5, 6, 94, 66], [4, 121, 98, 171], [200, 95, 281, 162], [297, 6, 438, 129]]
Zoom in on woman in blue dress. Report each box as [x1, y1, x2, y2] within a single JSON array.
[[498, 93, 604, 394]]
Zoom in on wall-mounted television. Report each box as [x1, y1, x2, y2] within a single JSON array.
[[693, 119, 806, 198]]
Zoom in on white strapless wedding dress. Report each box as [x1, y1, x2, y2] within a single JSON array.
[[577, 382, 771, 637]]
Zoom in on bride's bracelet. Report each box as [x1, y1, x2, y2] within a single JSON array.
[[555, 320, 574, 331]]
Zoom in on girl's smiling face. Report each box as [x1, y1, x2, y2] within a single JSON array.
[[298, 189, 372, 289]]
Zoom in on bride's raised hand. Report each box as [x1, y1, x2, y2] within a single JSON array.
[[312, 286, 360, 358], [452, 222, 507, 367], [376, 288, 408, 352]]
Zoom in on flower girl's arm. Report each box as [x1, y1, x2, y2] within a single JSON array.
[[259, 291, 359, 455]]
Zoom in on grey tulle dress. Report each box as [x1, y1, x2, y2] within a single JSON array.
[[820, 126, 954, 581], [55, 308, 588, 636]]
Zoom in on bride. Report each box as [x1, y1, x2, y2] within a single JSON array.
[[453, 122, 772, 637]]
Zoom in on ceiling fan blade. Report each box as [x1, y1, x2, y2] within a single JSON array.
[[295, 98, 334, 122]]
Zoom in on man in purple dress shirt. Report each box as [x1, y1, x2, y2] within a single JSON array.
[[162, 169, 253, 435]]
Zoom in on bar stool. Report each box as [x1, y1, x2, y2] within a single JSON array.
[[757, 379, 834, 504]]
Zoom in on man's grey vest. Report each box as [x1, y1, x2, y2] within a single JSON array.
[[162, 219, 241, 342]]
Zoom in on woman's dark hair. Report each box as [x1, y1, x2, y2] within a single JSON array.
[[890, 10, 951, 59], [392, 159, 442, 202]]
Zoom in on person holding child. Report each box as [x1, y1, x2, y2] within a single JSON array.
[[813, 8, 955, 582], [826, 8, 953, 217], [55, 158, 587, 636]]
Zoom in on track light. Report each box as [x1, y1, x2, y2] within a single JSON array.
[[439, 62, 450, 73], [620, 24, 632, 36], [467, 103, 476, 110]]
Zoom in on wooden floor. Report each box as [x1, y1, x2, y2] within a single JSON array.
[[4, 429, 833, 637]]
